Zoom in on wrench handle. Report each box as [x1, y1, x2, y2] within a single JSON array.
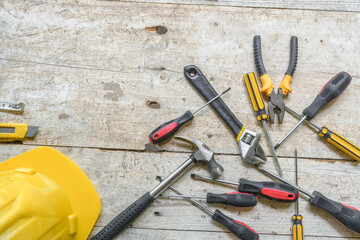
[[184, 65, 243, 138], [92, 192, 155, 240]]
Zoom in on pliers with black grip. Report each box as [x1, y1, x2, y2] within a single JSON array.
[[253, 35, 298, 124]]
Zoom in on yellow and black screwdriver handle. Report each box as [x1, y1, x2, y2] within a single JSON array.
[[292, 214, 304, 240], [253, 35, 298, 97], [319, 126, 360, 162], [244, 72, 268, 121]]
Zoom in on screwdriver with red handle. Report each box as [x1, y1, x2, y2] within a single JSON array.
[[149, 88, 230, 144], [257, 166, 360, 234], [191, 173, 299, 203], [160, 191, 258, 207], [275, 72, 352, 149]]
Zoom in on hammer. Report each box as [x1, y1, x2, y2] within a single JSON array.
[[92, 136, 224, 240]]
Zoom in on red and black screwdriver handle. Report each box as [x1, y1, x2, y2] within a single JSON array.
[[212, 210, 259, 240], [207, 192, 258, 207], [238, 178, 299, 202], [149, 110, 194, 144], [309, 191, 360, 233], [303, 72, 352, 119]]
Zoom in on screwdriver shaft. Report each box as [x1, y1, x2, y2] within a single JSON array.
[[263, 120, 283, 177], [191, 173, 239, 186], [275, 115, 307, 149], [256, 166, 313, 198], [295, 149, 299, 214], [192, 87, 231, 115], [285, 106, 320, 132], [160, 195, 206, 200]]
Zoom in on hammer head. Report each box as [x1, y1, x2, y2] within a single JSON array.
[[175, 136, 224, 178]]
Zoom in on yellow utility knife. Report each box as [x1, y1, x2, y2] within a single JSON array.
[[0, 123, 39, 142]]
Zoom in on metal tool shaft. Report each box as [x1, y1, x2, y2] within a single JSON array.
[[275, 115, 307, 149], [191, 173, 238, 186], [192, 87, 231, 115], [263, 120, 283, 177], [295, 149, 299, 214], [285, 106, 320, 132], [150, 158, 195, 198], [166, 184, 214, 216], [256, 166, 313, 198], [160, 195, 206, 200]]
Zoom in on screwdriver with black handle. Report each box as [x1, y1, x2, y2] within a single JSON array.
[[257, 166, 360, 234], [244, 72, 283, 177], [275, 72, 352, 149], [161, 191, 258, 207], [160, 178, 259, 240], [292, 149, 304, 240], [191, 173, 299, 203], [149, 88, 230, 144], [285, 105, 360, 162]]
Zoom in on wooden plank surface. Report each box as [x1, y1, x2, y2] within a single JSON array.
[[2, 145, 360, 239], [1, 0, 360, 239], [114, 0, 360, 12]]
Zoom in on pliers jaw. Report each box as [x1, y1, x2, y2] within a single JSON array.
[[268, 90, 285, 124]]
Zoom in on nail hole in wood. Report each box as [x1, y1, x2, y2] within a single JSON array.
[[146, 101, 160, 109], [145, 26, 167, 35]]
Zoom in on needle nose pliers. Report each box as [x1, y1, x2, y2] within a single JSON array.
[[253, 35, 298, 124]]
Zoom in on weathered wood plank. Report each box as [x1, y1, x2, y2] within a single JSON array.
[[2, 146, 359, 238], [90, 227, 357, 240], [113, 0, 360, 12], [1, 1, 359, 162]]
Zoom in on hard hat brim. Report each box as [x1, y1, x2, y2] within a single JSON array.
[[0, 147, 101, 240]]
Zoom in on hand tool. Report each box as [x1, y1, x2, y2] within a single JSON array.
[[92, 136, 224, 240], [0, 101, 25, 113], [275, 71, 352, 149], [160, 191, 258, 207], [292, 149, 304, 240], [0, 123, 39, 142], [149, 87, 231, 144], [184, 65, 267, 165], [158, 177, 259, 240], [191, 173, 299, 202], [254, 35, 298, 124], [257, 166, 360, 234], [244, 72, 283, 177], [285, 105, 360, 162]]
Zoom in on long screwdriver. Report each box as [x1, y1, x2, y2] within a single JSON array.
[[160, 191, 258, 207], [292, 149, 304, 240], [244, 72, 283, 177], [257, 166, 360, 234], [158, 177, 260, 240], [275, 72, 352, 149], [285, 105, 360, 162], [191, 173, 299, 202], [149, 88, 230, 144]]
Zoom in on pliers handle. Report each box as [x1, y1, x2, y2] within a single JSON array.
[[253, 35, 298, 97]]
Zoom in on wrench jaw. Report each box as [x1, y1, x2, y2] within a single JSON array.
[[237, 129, 267, 165]]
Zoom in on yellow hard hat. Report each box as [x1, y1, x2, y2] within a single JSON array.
[[0, 147, 101, 240]]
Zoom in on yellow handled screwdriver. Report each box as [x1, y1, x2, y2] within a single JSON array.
[[286, 105, 360, 162], [244, 72, 283, 177], [292, 149, 304, 240]]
